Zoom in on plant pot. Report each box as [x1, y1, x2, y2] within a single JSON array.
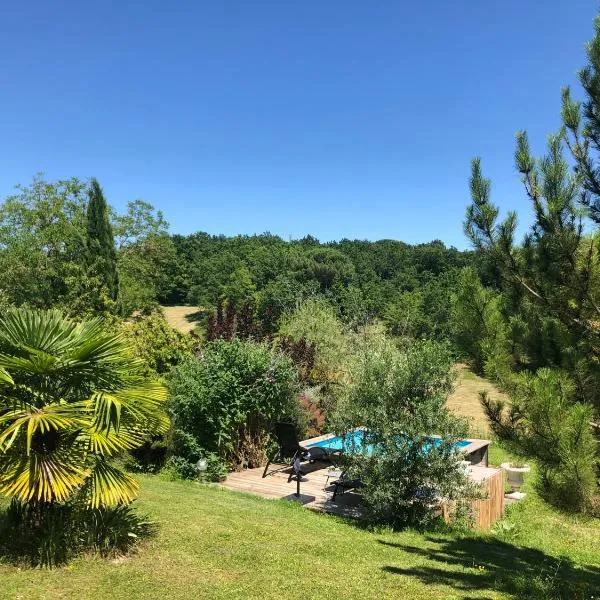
[[501, 462, 530, 491]]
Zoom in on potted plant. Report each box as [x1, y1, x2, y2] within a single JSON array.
[[500, 462, 531, 491]]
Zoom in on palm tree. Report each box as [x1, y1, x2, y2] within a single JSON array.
[[0, 309, 168, 510]]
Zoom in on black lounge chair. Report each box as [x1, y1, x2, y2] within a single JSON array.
[[331, 472, 364, 500], [262, 422, 329, 480]]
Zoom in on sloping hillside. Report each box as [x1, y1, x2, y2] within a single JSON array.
[[448, 365, 508, 436], [162, 306, 203, 333], [2, 476, 599, 600]]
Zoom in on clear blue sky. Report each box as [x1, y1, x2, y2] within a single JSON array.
[[1, 1, 597, 248]]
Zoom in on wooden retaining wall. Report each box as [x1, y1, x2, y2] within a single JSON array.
[[443, 466, 505, 529], [473, 467, 505, 529]]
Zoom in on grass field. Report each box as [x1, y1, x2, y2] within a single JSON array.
[[447, 365, 508, 436], [2, 463, 599, 600], [3, 367, 597, 599], [162, 305, 203, 333]]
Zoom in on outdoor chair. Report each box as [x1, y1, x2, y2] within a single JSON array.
[[331, 471, 364, 500], [262, 422, 329, 480]]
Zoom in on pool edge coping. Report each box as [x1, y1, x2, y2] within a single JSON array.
[[301, 430, 491, 457]]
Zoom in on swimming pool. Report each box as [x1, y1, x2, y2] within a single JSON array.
[[305, 429, 472, 455]]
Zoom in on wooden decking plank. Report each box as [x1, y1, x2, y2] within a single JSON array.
[[219, 463, 505, 526]]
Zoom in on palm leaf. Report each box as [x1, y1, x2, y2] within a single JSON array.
[[84, 425, 145, 456], [0, 403, 88, 453], [0, 366, 13, 385], [0, 446, 90, 503], [82, 460, 140, 508], [90, 383, 169, 436], [0, 309, 80, 355], [0, 308, 168, 509]]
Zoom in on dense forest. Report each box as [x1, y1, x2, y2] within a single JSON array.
[[166, 233, 475, 337], [0, 176, 475, 341]]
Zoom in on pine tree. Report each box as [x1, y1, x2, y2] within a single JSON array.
[[86, 178, 119, 302], [464, 12, 600, 510]]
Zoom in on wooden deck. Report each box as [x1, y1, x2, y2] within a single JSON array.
[[220, 461, 505, 527], [220, 462, 362, 518]]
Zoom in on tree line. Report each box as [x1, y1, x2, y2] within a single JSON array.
[[0, 177, 475, 342]]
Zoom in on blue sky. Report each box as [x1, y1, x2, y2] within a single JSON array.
[[1, 1, 597, 248]]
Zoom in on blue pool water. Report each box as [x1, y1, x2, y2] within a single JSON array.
[[306, 430, 471, 455]]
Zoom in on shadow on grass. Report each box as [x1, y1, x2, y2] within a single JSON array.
[[380, 535, 600, 600], [184, 310, 204, 323]]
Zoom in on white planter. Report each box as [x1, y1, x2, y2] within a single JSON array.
[[501, 462, 530, 491]]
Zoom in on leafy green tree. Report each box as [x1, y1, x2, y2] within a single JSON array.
[[255, 276, 318, 334], [420, 270, 462, 340], [221, 266, 257, 307], [112, 200, 176, 314], [118, 234, 177, 315], [112, 199, 169, 249], [332, 336, 471, 528], [382, 290, 425, 339], [335, 284, 374, 329], [278, 297, 349, 385], [86, 179, 119, 304], [0, 309, 168, 511], [0, 176, 87, 308], [292, 247, 356, 292], [168, 339, 299, 469]]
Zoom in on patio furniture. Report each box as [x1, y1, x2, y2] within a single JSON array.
[[262, 422, 330, 481], [331, 471, 364, 500], [324, 468, 344, 490]]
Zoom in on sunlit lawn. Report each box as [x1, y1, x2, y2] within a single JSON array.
[[2, 463, 599, 600]]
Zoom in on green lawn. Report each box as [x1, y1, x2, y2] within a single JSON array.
[[2, 457, 599, 600]]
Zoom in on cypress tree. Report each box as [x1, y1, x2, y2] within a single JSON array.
[[86, 178, 119, 301]]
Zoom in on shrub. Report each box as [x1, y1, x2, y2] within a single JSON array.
[[481, 368, 597, 512], [332, 335, 472, 528], [0, 499, 154, 567], [162, 451, 229, 483], [168, 339, 300, 469], [120, 309, 195, 376], [124, 434, 170, 473], [162, 456, 200, 480]]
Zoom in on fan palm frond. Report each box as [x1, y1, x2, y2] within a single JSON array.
[[0, 363, 13, 384], [0, 308, 169, 509], [0, 443, 90, 503], [82, 459, 140, 509]]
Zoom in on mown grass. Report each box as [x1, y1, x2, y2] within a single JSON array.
[[2, 368, 597, 599], [161, 305, 203, 334], [447, 364, 508, 436], [2, 466, 599, 600]]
